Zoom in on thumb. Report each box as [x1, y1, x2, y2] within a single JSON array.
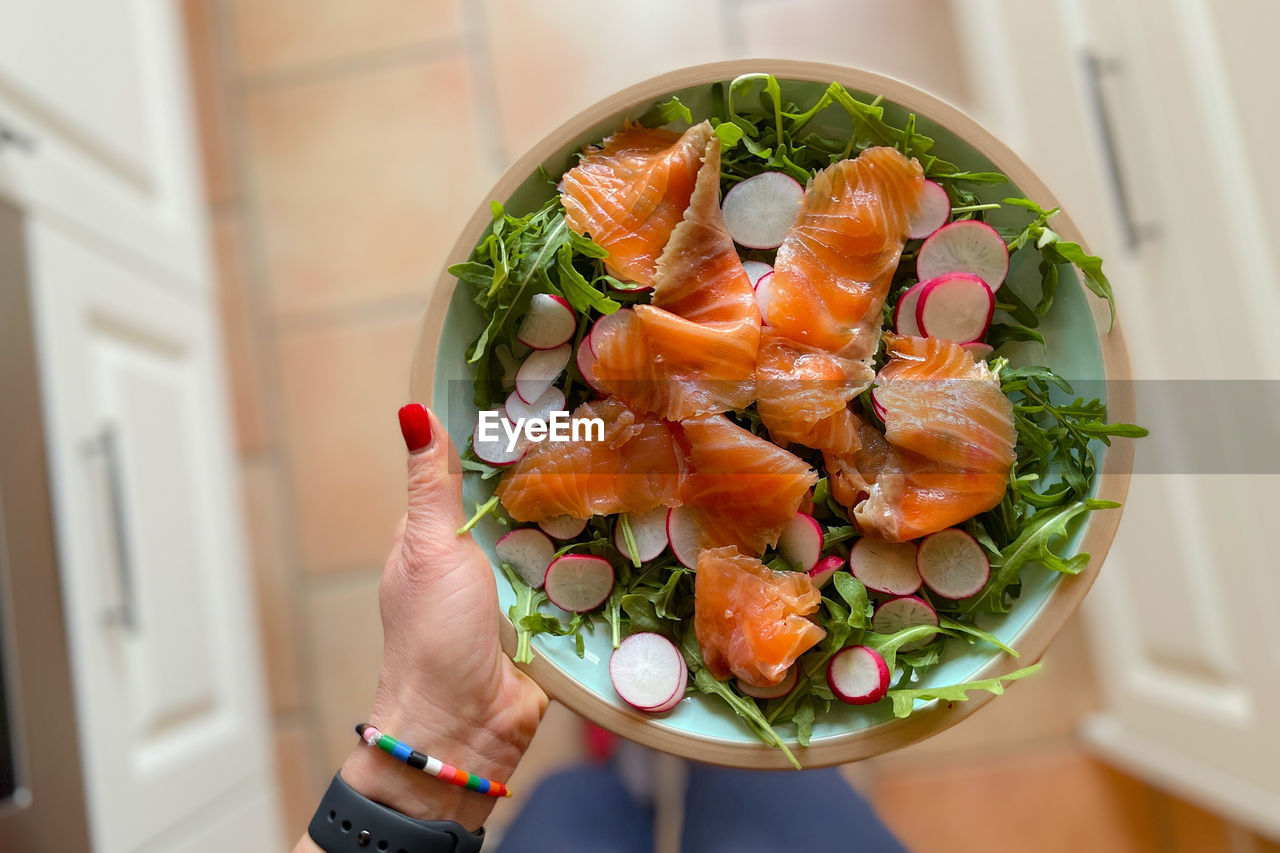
[[398, 403, 468, 546]]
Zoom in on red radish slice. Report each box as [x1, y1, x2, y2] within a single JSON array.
[[517, 293, 576, 350], [495, 528, 555, 588], [721, 172, 804, 249], [907, 180, 951, 239], [472, 411, 525, 466], [916, 528, 991, 599], [539, 515, 588, 540], [755, 272, 775, 324], [737, 666, 798, 700], [666, 506, 703, 570], [871, 388, 887, 421], [915, 273, 994, 344], [827, 645, 890, 705], [515, 344, 570, 404], [916, 220, 1009, 288], [613, 506, 670, 563], [778, 513, 822, 572], [505, 386, 565, 425], [645, 653, 688, 713], [962, 341, 995, 360], [588, 309, 632, 357], [575, 340, 604, 393], [544, 554, 614, 612], [609, 632, 685, 711], [807, 555, 845, 589], [872, 596, 939, 650], [849, 538, 921, 595], [892, 281, 927, 337], [741, 260, 774, 288]]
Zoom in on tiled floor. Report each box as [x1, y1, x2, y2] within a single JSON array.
[[178, 1, 1277, 850]]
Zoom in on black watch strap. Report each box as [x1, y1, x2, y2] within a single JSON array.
[[308, 772, 485, 853]]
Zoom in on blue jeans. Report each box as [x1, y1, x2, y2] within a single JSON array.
[[494, 761, 909, 853]]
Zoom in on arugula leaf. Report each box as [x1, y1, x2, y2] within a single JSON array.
[[832, 572, 871, 629], [887, 663, 1043, 717]]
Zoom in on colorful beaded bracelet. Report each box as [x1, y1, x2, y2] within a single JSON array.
[[355, 723, 512, 798]]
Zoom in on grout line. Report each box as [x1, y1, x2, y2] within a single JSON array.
[[237, 37, 467, 93], [459, 0, 511, 174]]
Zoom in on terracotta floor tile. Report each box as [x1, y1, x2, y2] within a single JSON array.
[[182, 0, 239, 207], [872, 746, 1165, 853], [272, 718, 325, 842], [230, 0, 462, 77], [304, 571, 384, 769], [240, 458, 305, 713], [481, 0, 730, 165], [243, 56, 490, 317], [739, 0, 972, 109], [212, 213, 271, 452], [1162, 791, 1233, 853], [274, 312, 421, 574]]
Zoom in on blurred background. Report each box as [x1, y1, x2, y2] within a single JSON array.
[[1, 0, 1277, 851]]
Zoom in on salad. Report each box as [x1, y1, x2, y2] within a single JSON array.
[[449, 74, 1146, 767]]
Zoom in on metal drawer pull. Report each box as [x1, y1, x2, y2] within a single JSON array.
[[84, 425, 137, 631]]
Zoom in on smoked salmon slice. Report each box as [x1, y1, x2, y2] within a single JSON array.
[[835, 335, 1016, 541], [694, 546, 826, 687], [495, 398, 685, 522], [561, 122, 712, 288], [591, 131, 761, 420]]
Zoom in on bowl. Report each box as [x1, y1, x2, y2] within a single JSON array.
[[410, 60, 1135, 768]]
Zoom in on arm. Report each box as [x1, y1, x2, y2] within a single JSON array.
[[293, 404, 547, 851]]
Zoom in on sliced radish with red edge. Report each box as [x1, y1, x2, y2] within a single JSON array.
[[515, 344, 570, 404], [589, 309, 631, 357], [721, 172, 804, 250], [916, 220, 1009, 289], [871, 388, 887, 421], [741, 260, 774, 288], [872, 596, 939, 650], [892, 281, 927, 337], [609, 632, 686, 711], [494, 528, 555, 588], [575, 341, 604, 393], [827, 645, 890, 705], [807, 555, 845, 589], [777, 513, 822, 572], [849, 538, 921, 595], [915, 272, 994, 344], [538, 515, 588, 540], [544, 554, 614, 612], [613, 506, 670, 564], [737, 666, 798, 700], [754, 272, 775, 324], [505, 386, 565, 425], [916, 528, 991, 599], [666, 506, 703, 570], [472, 411, 525, 466], [645, 653, 688, 713], [961, 341, 995, 360], [907, 180, 951, 240], [517, 293, 576, 350]]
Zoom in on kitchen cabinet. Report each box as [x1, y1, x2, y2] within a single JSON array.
[[0, 1, 283, 850], [953, 0, 1280, 838]]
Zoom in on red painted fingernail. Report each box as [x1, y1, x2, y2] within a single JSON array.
[[398, 404, 432, 452]]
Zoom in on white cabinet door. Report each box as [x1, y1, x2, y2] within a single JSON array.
[[28, 220, 281, 853], [952, 0, 1280, 838], [0, 0, 208, 285]]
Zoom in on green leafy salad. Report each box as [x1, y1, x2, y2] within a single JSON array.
[[449, 74, 1146, 767]]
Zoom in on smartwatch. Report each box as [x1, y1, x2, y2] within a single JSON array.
[[307, 772, 486, 852]]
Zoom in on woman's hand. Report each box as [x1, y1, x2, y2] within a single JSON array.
[[324, 404, 546, 834]]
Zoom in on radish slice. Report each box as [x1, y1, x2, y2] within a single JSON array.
[[505, 386, 565, 425], [575, 340, 604, 393], [915, 273, 995, 344], [539, 515, 588, 540], [755, 272, 775, 324], [544, 554, 614, 612], [871, 389, 888, 421], [737, 666, 798, 700], [515, 344, 570, 404], [495, 528, 555, 588], [907, 180, 951, 239], [827, 645, 890, 705], [589, 309, 631, 357], [916, 528, 991, 599], [962, 341, 995, 360], [517, 293, 576, 350], [872, 596, 939, 650], [807, 555, 845, 589], [916, 220, 1009, 289], [472, 410, 525, 466], [741, 260, 774, 288], [849, 538, 921, 595], [778, 513, 822, 572], [666, 506, 703, 570], [610, 632, 686, 711], [721, 172, 804, 250], [613, 506, 670, 563], [645, 653, 688, 713], [892, 281, 927, 337]]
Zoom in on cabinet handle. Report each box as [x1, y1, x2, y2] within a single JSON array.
[[1081, 51, 1156, 250], [84, 425, 138, 631]]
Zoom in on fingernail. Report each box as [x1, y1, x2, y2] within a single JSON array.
[[398, 404, 432, 453]]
